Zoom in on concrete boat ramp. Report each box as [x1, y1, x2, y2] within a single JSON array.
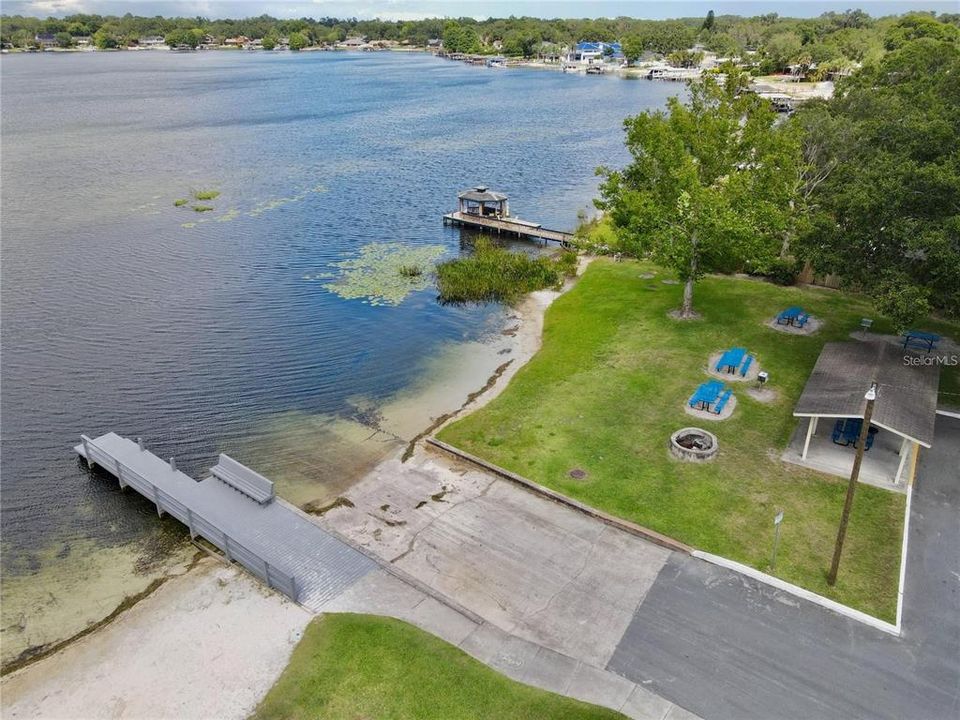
[[75, 432, 377, 610]]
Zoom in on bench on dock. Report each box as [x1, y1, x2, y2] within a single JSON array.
[[210, 454, 275, 505]]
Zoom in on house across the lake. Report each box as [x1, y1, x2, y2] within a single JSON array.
[[783, 340, 940, 491], [567, 41, 623, 65]]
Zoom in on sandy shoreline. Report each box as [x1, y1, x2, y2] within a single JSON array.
[[0, 258, 592, 719]]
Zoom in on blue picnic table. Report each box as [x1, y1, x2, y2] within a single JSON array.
[[903, 330, 940, 353], [716, 347, 747, 374], [776, 306, 810, 327], [689, 380, 723, 410]]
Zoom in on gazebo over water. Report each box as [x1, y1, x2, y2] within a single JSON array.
[[457, 186, 509, 219]]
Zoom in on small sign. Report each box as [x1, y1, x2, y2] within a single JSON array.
[[774, 510, 784, 526]]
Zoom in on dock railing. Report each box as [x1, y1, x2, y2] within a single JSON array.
[[80, 435, 298, 601]]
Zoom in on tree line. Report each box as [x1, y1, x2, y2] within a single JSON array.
[[595, 13, 960, 325], [3, 9, 958, 73]]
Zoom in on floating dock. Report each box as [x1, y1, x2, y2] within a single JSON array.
[[443, 211, 576, 247], [75, 432, 377, 608]]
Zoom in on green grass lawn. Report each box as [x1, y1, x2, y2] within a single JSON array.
[[252, 614, 623, 720], [439, 260, 959, 621]]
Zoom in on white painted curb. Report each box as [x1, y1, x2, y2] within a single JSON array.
[[936, 408, 960, 419], [692, 550, 902, 637], [894, 484, 912, 631]]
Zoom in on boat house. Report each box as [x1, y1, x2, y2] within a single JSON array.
[[457, 186, 510, 219], [783, 341, 940, 490]]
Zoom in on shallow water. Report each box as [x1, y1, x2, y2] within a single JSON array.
[[0, 50, 681, 661]]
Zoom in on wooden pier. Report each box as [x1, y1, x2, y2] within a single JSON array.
[[443, 211, 576, 247], [444, 186, 576, 248], [75, 432, 377, 609]]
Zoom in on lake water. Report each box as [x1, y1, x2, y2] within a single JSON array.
[[0, 49, 680, 662]]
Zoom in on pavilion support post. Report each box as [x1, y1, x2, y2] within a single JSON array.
[[802, 417, 816, 460], [894, 437, 911, 485]]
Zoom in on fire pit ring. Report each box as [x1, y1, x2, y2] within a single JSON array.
[[670, 427, 719, 461]]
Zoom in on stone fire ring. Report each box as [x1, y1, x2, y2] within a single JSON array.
[[670, 427, 719, 461]]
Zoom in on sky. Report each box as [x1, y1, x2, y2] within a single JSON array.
[[3, 0, 956, 21]]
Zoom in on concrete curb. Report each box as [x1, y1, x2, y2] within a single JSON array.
[[894, 484, 912, 632], [426, 438, 692, 554], [692, 550, 901, 637]]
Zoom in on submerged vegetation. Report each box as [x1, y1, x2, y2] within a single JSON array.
[[191, 205, 214, 212], [436, 239, 578, 305], [192, 189, 220, 201], [252, 613, 622, 720], [173, 198, 188, 207], [324, 242, 447, 306]]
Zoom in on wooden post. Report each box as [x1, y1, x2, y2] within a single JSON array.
[[908, 442, 921, 486], [169, 457, 177, 473], [137, 437, 145, 452], [223, 534, 233, 562], [828, 382, 876, 586], [264, 561, 272, 588], [186, 508, 196, 539], [115, 459, 126, 489]]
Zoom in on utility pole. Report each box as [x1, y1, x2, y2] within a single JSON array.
[[828, 381, 877, 586]]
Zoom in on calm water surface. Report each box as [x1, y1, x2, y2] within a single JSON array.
[[1, 50, 679, 654]]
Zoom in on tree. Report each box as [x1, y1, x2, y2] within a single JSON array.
[[702, 10, 716, 33], [164, 28, 201, 48], [54, 31, 73, 48], [884, 13, 960, 50], [261, 34, 276, 50], [288, 32, 309, 50], [93, 26, 120, 49], [796, 38, 960, 318], [597, 73, 802, 317]]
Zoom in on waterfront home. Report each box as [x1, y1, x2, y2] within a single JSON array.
[[339, 36, 367, 48], [34, 33, 57, 49], [138, 36, 166, 49], [223, 36, 248, 47], [567, 41, 623, 65]]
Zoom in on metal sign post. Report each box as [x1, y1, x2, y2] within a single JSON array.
[[771, 510, 784, 571]]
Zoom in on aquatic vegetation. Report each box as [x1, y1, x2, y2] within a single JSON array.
[[181, 222, 198, 228], [398, 265, 424, 278], [191, 205, 214, 212], [215, 208, 240, 222], [192, 189, 221, 201], [173, 198, 188, 207], [435, 239, 577, 305], [324, 243, 447, 306]]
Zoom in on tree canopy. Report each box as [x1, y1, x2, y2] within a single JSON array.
[[796, 35, 960, 321], [597, 72, 802, 317]]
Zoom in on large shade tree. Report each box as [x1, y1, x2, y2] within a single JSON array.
[[596, 73, 802, 318], [796, 36, 960, 322]]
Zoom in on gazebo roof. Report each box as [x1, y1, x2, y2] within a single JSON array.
[[458, 186, 508, 203], [793, 341, 940, 447]]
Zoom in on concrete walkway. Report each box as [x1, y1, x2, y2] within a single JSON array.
[[320, 567, 698, 720], [608, 414, 960, 720]]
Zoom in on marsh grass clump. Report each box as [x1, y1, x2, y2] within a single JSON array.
[[436, 239, 577, 305], [173, 198, 188, 207], [192, 189, 221, 201], [191, 205, 215, 212], [398, 265, 424, 278]]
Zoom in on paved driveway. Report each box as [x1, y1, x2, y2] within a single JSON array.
[[608, 414, 960, 720]]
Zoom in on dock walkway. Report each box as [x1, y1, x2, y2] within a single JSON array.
[[76, 432, 376, 610], [443, 211, 576, 247]]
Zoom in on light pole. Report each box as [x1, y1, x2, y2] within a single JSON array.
[[827, 381, 877, 586]]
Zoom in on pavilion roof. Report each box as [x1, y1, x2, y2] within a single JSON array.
[[458, 186, 508, 203], [793, 341, 940, 447]]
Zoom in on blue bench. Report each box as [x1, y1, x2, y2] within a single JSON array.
[[795, 313, 809, 328], [712, 389, 733, 415], [740, 355, 754, 377], [777, 306, 802, 325], [831, 419, 878, 450], [689, 380, 723, 409], [716, 347, 747, 374], [903, 330, 940, 353]]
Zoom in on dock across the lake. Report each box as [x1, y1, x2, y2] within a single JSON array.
[[74, 432, 377, 609], [443, 211, 576, 248]]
